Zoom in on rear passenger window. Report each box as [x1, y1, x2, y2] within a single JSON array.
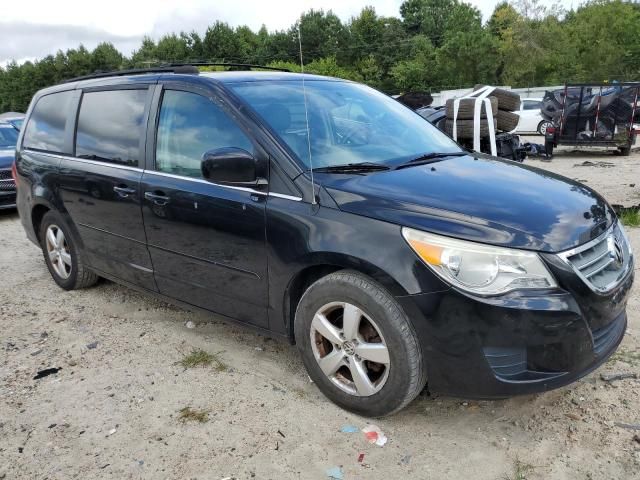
[[76, 89, 147, 167], [155, 90, 252, 178], [23, 91, 74, 153]]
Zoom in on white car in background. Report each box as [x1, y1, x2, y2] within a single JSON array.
[[515, 98, 553, 135]]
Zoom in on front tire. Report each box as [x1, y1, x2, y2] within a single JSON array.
[[40, 211, 99, 290], [294, 270, 426, 416]]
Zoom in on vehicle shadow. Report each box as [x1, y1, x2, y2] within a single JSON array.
[[0, 208, 19, 221]]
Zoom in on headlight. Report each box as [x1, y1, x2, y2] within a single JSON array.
[[617, 220, 634, 260], [402, 227, 557, 295]]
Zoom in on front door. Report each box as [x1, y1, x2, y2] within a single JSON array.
[[141, 85, 269, 327], [58, 87, 156, 290]]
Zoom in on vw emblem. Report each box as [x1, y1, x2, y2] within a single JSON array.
[[342, 341, 356, 356], [607, 235, 624, 268]]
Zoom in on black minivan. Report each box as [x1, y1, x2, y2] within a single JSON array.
[[14, 66, 634, 416]]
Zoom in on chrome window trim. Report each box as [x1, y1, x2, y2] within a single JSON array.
[[24, 149, 143, 172], [24, 149, 305, 201], [268, 192, 303, 202], [556, 222, 633, 294], [143, 170, 267, 195]]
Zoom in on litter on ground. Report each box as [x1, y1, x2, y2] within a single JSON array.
[[340, 425, 359, 433], [362, 424, 388, 446], [325, 466, 344, 480]]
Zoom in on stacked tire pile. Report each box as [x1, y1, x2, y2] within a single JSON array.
[[444, 85, 521, 140]]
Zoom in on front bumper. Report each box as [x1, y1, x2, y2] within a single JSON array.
[[0, 190, 16, 209], [397, 255, 634, 398]]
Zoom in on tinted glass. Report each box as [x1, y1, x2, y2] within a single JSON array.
[[229, 80, 461, 169], [76, 89, 147, 166], [523, 101, 542, 110], [155, 90, 252, 178], [0, 126, 19, 148], [10, 119, 24, 130], [23, 91, 74, 153]]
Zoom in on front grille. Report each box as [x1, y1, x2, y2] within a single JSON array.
[[558, 223, 633, 293], [0, 169, 11, 180]]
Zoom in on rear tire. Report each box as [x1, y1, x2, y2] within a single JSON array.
[[619, 145, 631, 156], [537, 120, 553, 135], [40, 211, 99, 290], [294, 270, 426, 417]]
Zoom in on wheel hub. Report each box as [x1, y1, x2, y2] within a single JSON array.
[[342, 341, 356, 356], [309, 301, 390, 397]]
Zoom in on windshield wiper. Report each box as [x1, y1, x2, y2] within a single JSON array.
[[394, 152, 467, 170], [313, 162, 390, 173]]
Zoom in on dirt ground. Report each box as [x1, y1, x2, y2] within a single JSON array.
[[1, 146, 639, 480]]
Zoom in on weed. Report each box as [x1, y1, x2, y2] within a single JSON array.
[[619, 209, 640, 227], [503, 457, 535, 480], [609, 348, 640, 367], [179, 349, 228, 371], [178, 407, 209, 423]]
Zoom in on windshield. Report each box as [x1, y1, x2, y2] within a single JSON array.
[[229, 80, 462, 169], [0, 126, 18, 148], [10, 118, 24, 130]]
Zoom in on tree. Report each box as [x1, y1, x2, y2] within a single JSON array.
[[293, 10, 348, 62], [400, 0, 457, 47], [2, 1, 640, 113], [91, 43, 124, 72], [203, 21, 242, 60], [390, 35, 437, 91], [130, 37, 158, 67], [154, 34, 190, 62]]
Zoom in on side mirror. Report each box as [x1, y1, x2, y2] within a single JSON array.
[[201, 147, 266, 187]]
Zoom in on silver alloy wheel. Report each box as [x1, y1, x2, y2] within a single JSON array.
[[538, 121, 552, 135], [45, 224, 72, 279], [310, 301, 390, 396]]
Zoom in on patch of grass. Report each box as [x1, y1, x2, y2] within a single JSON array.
[[609, 349, 640, 367], [179, 349, 228, 371], [178, 407, 209, 423], [292, 387, 307, 399], [503, 458, 535, 480], [619, 209, 640, 227]]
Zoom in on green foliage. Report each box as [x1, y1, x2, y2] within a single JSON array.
[[177, 407, 209, 423], [619, 209, 640, 228], [1, 0, 639, 112]]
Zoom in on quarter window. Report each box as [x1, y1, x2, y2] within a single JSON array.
[[155, 90, 252, 178], [23, 91, 74, 153], [75, 89, 147, 167]]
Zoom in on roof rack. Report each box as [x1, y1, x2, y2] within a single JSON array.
[[165, 62, 290, 72], [62, 62, 289, 84]]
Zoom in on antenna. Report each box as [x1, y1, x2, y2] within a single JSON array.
[[298, 25, 316, 205]]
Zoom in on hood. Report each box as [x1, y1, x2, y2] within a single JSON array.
[[0, 147, 14, 169], [321, 154, 613, 253]]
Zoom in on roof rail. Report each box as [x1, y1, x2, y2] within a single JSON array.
[[62, 62, 290, 84], [164, 62, 290, 72], [62, 65, 199, 83]]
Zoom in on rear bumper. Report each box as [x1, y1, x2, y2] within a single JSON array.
[[398, 258, 633, 398]]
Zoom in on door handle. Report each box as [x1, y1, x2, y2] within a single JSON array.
[[144, 191, 170, 206], [113, 186, 136, 198]]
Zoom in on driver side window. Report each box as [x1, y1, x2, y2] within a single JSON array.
[[155, 90, 253, 178]]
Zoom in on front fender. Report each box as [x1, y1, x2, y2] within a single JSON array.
[[265, 199, 448, 337]]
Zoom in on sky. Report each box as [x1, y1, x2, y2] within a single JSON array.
[[0, 0, 557, 66]]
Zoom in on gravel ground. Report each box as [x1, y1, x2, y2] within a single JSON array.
[[1, 148, 639, 480]]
